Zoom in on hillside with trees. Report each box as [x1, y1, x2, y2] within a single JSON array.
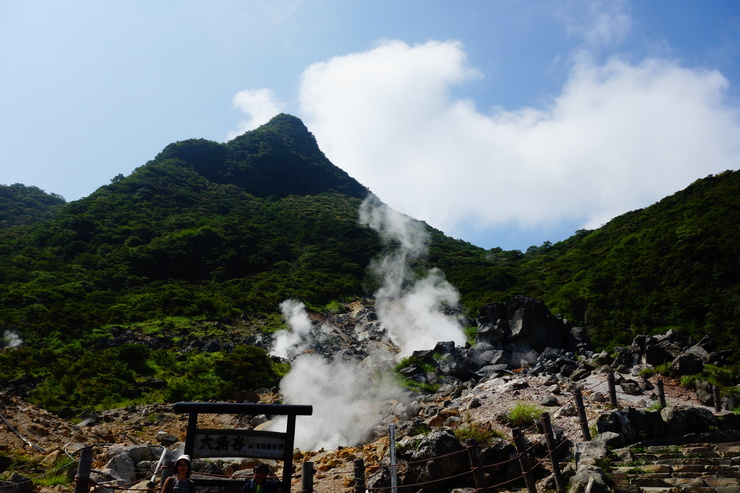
[[0, 113, 738, 412], [0, 184, 66, 230]]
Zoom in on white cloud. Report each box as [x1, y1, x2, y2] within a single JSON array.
[[298, 40, 740, 239], [229, 88, 285, 139], [557, 0, 632, 48]]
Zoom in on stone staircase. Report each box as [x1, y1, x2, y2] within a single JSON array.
[[607, 441, 740, 492]]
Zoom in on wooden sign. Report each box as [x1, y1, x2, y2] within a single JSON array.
[[173, 402, 313, 493], [190, 429, 287, 459]]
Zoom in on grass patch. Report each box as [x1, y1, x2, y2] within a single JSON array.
[[638, 362, 670, 378], [506, 401, 543, 428], [455, 418, 504, 445], [647, 400, 664, 411], [0, 452, 75, 488], [393, 355, 441, 394]]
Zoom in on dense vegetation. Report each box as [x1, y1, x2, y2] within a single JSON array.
[[0, 113, 738, 412], [0, 184, 66, 230]]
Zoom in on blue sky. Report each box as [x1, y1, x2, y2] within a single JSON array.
[[2, 1, 739, 251]]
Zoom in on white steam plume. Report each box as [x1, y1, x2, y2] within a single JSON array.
[[1, 330, 22, 348], [269, 302, 403, 451], [272, 299, 319, 359], [268, 196, 467, 450], [274, 353, 400, 450], [359, 195, 466, 356]]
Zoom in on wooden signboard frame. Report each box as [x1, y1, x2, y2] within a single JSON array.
[[173, 402, 313, 493]]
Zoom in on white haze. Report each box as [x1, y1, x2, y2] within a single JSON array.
[[359, 196, 466, 356], [1, 330, 23, 348], [272, 299, 322, 360], [270, 353, 400, 451], [269, 196, 466, 450]]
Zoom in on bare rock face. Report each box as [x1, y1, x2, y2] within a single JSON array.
[[476, 295, 592, 355]]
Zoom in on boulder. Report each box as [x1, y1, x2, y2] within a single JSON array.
[[568, 466, 610, 493], [694, 380, 714, 405], [506, 296, 564, 352], [0, 481, 21, 493], [661, 405, 718, 437], [155, 431, 178, 446], [569, 367, 591, 382], [619, 379, 642, 395], [7, 474, 32, 493], [479, 441, 521, 488], [641, 338, 674, 366], [593, 430, 624, 448], [467, 343, 511, 370], [669, 352, 704, 376], [626, 408, 667, 439], [574, 440, 609, 468], [105, 453, 137, 483], [476, 323, 506, 346], [596, 410, 637, 444], [685, 344, 710, 363], [408, 428, 470, 492], [476, 296, 588, 357]]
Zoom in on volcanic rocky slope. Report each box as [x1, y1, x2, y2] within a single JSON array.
[[2, 297, 738, 493]]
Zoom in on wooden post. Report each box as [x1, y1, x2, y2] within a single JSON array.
[[541, 413, 565, 493], [656, 379, 666, 409], [713, 386, 721, 412], [607, 372, 618, 407], [301, 461, 314, 493], [465, 439, 488, 493], [283, 414, 298, 493], [161, 461, 173, 483], [574, 388, 591, 441], [73, 447, 94, 493], [388, 424, 397, 493], [512, 429, 537, 493], [353, 459, 365, 493]]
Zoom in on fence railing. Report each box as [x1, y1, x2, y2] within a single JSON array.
[[70, 377, 720, 493]]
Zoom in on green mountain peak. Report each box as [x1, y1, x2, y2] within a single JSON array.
[[154, 113, 369, 199]]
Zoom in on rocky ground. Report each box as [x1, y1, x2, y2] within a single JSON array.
[[0, 369, 705, 493], [0, 299, 728, 493]]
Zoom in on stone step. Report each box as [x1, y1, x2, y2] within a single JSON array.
[[607, 441, 740, 493]]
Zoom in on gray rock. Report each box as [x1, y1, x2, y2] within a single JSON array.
[[105, 453, 137, 483], [568, 466, 610, 493], [619, 379, 642, 395], [540, 394, 560, 407], [156, 430, 178, 446], [661, 405, 718, 437], [593, 430, 624, 448], [570, 367, 591, 381], [574, 440, 609, 468], [7, 474, 32, 493], [669, 352, 704, 376], [0, 482, 21, 493]]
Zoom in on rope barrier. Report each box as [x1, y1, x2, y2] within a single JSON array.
[[366, 467, 475, 491], [58, 370, 684, 493], [0, 409, 45, 452]]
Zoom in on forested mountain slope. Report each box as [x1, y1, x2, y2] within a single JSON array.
[[0, 113, 737, 411], [0, 184, 66, 230], [512, 170, 740, 350]]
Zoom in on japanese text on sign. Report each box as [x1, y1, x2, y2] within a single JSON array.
[[191, 429, 287, 459]]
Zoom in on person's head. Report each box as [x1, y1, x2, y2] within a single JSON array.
[[174, 455, 192, 478], [253, 463, 270, 483]]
